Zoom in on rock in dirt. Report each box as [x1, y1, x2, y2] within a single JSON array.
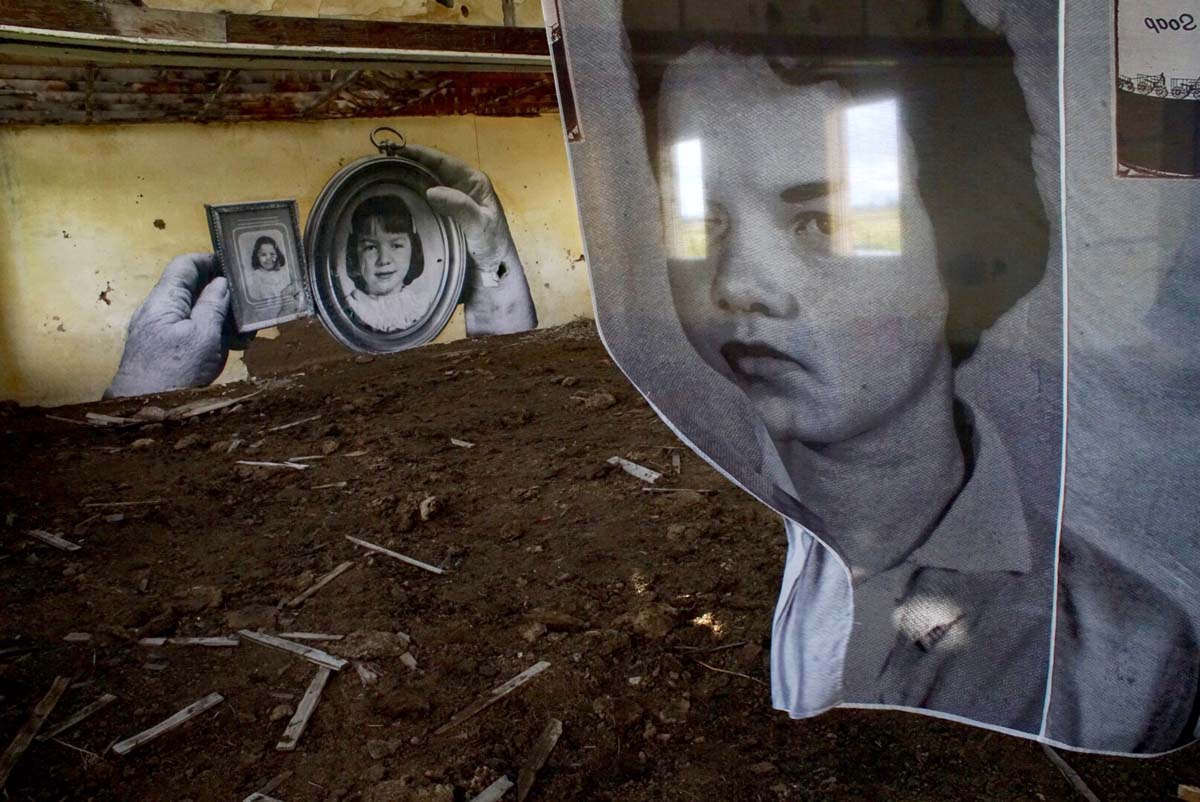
[[320, 438, 341, 455], [629, 604, 679, 640], [174, 434, 204, 451], [134, 405, 167, 422], [367, 738, 402, 760], [373, 688, 431, 719], [418, 495, 442, 521], [394, 507, 416, 533], [225, 605, 277, 631], [364, 782, 453, 802], [582, 628, 631, 657], [339, 631, 411, 659], [175, 585, 223, 612], [269, 704, 294, 722], [130, 438, 156, 450], [580, 390, 617, 411], [520, 622, 547, 643], [527, 609, 588, 632]]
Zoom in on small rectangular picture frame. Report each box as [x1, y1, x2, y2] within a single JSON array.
[[206, 199, 313, 333]]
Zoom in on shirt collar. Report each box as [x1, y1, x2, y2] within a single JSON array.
[[904, 401, 1032, 574]]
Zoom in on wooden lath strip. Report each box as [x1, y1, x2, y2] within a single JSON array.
[[299, 68, 362, 118], [83, 62, 95, 121], [194, 67, 238, 121]]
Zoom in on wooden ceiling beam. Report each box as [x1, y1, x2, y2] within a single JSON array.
[[0, 0, 551, 72]]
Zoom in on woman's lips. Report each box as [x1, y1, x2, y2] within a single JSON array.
[[720, 340, 805, 383], [373, 270, 397, 280]]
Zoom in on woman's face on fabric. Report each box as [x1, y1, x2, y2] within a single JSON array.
[[658, 53, 949, 446], [256, 242, 279, 271], [357, 217, 413, 297]]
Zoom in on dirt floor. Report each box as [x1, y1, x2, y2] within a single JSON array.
[[1, 321, 1197, 802]]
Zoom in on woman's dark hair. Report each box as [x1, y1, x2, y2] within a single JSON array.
[[623, 0, 1050, 363], [345, 195, 425, 294], [250, 236, 285, 270]]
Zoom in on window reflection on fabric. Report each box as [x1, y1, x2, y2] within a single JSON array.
[[667, 138, 708, 259], [836, 99, 903, 257]]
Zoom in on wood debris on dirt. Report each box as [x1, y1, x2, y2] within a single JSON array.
[[245, 770, 292, 802], [0, 676, 71, 789], [166, 391, 261, 421], [111, 692, 224, 755], [434, 661, 551, 736], [36, 693, 118, 742], [238, 630, 348, 671], [1040, 743, 1103, 802], [517, 718, 562, 802], [345, 535, 444, 576], [136, 637, 239, 647], [267, 414, 322, 433], [470, 775, 514, 802], [1180, 785, 1200, 802], [276, 667, 332, 752], [451, 438, 476, 448], [235, 461, 310, 471], [285, 561, 355, 608], [278, 633, 345, 642], [25, 530, 81, 551], [85, 412, 141, 427], [606, 456, 661, 484], [81, 499, 163, 508]]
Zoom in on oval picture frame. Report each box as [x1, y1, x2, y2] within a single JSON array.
[[304, 147, 467, 355]]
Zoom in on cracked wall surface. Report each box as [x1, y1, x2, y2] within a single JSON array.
[[0, 112, 587, 407], [138, 0, 544, 27]]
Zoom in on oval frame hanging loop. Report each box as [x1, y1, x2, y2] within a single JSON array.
[[370, 126, 407, 157]]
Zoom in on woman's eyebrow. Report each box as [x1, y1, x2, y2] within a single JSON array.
[[778, 182, 830, 203]]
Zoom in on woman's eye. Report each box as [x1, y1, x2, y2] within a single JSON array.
[[793, 212, 833, 237]]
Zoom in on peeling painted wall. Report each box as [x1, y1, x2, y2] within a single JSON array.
[[0, 113, 588, 407], [139, 0, 545, 27]]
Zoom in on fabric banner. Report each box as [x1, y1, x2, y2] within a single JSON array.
[[551, 0, 1200, 755]]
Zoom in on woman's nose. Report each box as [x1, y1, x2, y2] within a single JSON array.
[[710, 226, 799, 319]]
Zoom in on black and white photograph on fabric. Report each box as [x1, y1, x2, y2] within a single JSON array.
[[552, 0, 1200, 756], [206, 199, 310, 333]]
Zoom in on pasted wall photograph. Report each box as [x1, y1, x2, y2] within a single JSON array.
[[0, 109, 588, 406]]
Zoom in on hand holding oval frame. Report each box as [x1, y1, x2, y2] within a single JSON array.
[[305, 133, 467, 355]]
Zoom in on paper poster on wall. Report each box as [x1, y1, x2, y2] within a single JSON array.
[[106, 129, 540, 399], [1116, 0, 1200, 176], [554, 0, 1200, 755]]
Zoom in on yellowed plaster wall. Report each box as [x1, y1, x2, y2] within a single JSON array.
[[139, 0, 544, 26], [0, 113, 588, 407]]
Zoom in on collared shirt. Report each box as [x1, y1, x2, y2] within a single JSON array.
[[769, 404, 1044, 728]]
